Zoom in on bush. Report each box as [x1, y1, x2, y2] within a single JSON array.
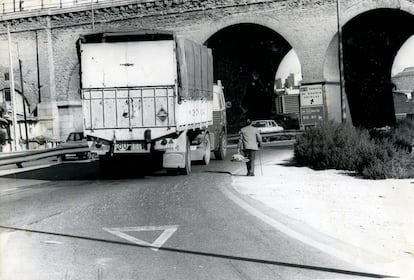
[[31, 135, 47, 145], [294, 121, 362, 171], [294, 121, 413, 179], [0, 130, 6, 145], [385, 151, 414, 179]]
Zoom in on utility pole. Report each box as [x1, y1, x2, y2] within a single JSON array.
[[18, 45, 29, 150], [7, 23, 18, 151], [35, 31, 41, 104], [91, 0, 95, 32], [336, 0, 347, 123]]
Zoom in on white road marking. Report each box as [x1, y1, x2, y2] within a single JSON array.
[[1, 188, 18, 192], [219, 184, 384, 265], [102, 225, 178, 251], [41, 240, 63, 245]]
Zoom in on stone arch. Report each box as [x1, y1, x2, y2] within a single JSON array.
[[195, 14, 299, 56], [324, 7, 414, 128], [341, 0, 414, 26], [204, 22, 301, 132]]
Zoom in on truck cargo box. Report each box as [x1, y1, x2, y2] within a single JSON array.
[[79, 31, 213, 141]]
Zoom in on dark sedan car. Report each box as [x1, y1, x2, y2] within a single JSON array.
[[59, 132, 90, 160]]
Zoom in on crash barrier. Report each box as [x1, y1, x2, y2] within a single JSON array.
[[227, 130, 304, 142], [0, 131, 301, 168], [1, 0, 114, 15], [0, 145, 89, 168]]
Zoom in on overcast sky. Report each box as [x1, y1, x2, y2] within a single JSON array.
[[392, 35, 414, 76], [275, 49, 302, 82]]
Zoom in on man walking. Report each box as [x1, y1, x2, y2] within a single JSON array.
[[238, 119, 262, 176]]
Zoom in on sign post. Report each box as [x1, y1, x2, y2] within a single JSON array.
[[300, 84, 325, 128]]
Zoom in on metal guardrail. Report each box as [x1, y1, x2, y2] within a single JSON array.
[[227, 130, 303, 142], [1, 0, 100, 14], [0, 146, 89, 167], [0, 131, 302, 168]]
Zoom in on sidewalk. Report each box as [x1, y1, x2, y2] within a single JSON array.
[[231, 149, 414, 278]]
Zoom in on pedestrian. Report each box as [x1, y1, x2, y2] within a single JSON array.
[[237, 119, 262, 176]]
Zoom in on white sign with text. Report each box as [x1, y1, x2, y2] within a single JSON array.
[[300, 84, 324, 106]]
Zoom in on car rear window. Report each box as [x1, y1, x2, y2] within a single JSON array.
[[67, 132, 84, 141], [252, 122, 266, 127]]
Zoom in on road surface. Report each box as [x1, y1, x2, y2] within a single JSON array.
[[0, 148, 382, 279]]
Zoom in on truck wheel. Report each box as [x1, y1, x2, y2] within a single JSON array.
[[99, 155, 111, 174], [201, 134, 211, 165], [214, 133, 227, 160], [179, 137, 191, 175]]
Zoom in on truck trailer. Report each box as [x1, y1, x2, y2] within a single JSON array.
[[78, 30, 227, 174]]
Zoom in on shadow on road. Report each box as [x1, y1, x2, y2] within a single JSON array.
[[2, 159, 165, 181]]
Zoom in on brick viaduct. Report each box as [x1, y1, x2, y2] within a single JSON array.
[[0, 0, 414, 140]]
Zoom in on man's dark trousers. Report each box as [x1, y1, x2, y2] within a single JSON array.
[[243, 149, 256, 176]]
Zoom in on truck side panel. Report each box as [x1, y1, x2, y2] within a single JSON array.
[[176, 99, 212, 130], [176, 37, 214, 100]]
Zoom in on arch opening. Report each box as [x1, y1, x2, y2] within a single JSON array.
[[391, 36, 414, 120], [205, 24, 294, 133], [341, 8, 414, 128]]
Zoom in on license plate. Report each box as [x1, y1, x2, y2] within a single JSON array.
[[115, 142, 149, 152]]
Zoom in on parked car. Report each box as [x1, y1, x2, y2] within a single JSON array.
[[59, 132, 90, 160], [251, 120, 284, 134]]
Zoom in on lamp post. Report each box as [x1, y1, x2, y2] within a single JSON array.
[[91, 0, 95, 32], [336, 0, 347, 123], [7, 23, 18, 151]]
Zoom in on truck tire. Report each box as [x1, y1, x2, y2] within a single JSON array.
[[201, 134, 211, 165], [179, 136, 191, 175], [99, 155, 111, 174], [214, 132, 227, 160]]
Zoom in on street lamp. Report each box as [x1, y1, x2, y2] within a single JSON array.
[[7, 23, 18, 151]]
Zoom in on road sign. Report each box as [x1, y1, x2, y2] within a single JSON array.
[[103, 225, 178, 251], [301, 106, 324, 125], [300, 84, 324, 106]]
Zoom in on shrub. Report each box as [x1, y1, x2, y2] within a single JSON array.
[[294, 121, 361, 171], [385, 151, 414, 179], [294, 120, 413, 179], [31, 135, 47, 145], [361, 159, 387, 179], [0, 130, 6, 145]]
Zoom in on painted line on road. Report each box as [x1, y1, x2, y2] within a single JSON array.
[[103, 225, 178, 251], [0, 225, 395, 278], [219, 183, 364, 265]]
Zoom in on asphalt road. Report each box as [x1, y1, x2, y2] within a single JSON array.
[[0, 148, 376, 280]]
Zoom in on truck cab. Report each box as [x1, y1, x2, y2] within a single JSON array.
[[211, 81, 227, 160], [190, 81, 227, 162]]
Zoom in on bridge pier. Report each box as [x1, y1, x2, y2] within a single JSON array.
[[36, 16, 60, 141]]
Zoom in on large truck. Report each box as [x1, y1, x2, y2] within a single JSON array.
[[78, 30, 227, 174]]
